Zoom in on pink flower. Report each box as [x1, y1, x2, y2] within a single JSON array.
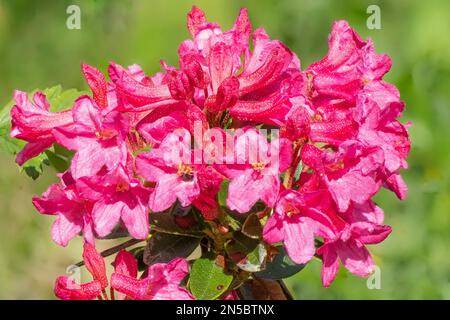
[[109, 62, 176, 111], [54, 242, 106, 300], [55, 244, 137, 300], [76, 164, 151, 240], [171, 7, 305, 126], [136, 129, 201, 212], [217, 128, 292, 213], [263, 190, 334, 264], [32, 172, 95, 246], [136, 101, 207, 147], [52, 96, 128, 179], [82, 242, 109, 289], [111, 257, 194, 300], [318, 209, 392, 287], [307, 20, 391, 108], [10, 90, 73, 165], [355, 81, 411, 175], [54, 276, 103, 300], [300, 141, 383, 212]]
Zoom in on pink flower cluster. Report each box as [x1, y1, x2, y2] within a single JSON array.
[[10, 6, 410, 297]]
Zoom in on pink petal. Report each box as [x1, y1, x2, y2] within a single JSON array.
[[15, 140, 53, 166], [318, 244, 340, 288], [384, 173, 408, 200], [209, 42, 235, 92], [51, 212, 83, 247], [120, 192, 149, 240], [111, 62, 173, 108], [262, 215, 284, 244], [83, 242, 108, 288], [114, 250, 138, 278], [92, 199, 122, 238], [227, 170, 264, 213], [283, 217, 316, 264], [81, 64, 108, 109], [327, 171, 379, 212], [149, 175, 179, 212], [54, 276, 102, 300], [187, 6, 207, 37], [336, 239, 374, 277], [110, 273, 146, 299], [259, 174, 280, 208]]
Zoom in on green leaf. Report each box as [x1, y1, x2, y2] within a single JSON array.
[[223, 212, 242, 231], [189, 256, 233, 300], [45, 150, 69, 172], [225, 232, 267, 272], [143, 233, 201, 265], [0, 85, 85, 179], [45, 85, 87, 112], [150, 210, 203, 237], [217, 179, 229, 207], [294, 162, 303, 181], [254, 246, 305, 279]]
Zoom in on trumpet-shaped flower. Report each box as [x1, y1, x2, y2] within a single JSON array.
[[52, 96, 128, 179], [10, 90, 73, 165], [32, 172, 95, 246], [263, 190, 334, 264], [111, 257, 194, 300], [76, 164, 151, 240], [217, 128, 292, 213]]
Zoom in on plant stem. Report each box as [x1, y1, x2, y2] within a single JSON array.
[[75, 238, 144, 267]]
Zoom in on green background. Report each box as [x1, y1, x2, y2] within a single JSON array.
[[0, 0, 449, 299]]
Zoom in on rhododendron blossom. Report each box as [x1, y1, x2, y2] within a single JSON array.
[[8, 6, 410, 299]]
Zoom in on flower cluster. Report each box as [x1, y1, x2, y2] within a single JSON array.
[[10, 6, 409, 298]]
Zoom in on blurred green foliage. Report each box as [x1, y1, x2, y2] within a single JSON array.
[[0, 0, 449, 299]]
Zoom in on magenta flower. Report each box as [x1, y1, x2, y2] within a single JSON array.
[[52, 96, 128, 179], [10, 90, 72, 165], [136, 129, 201, 212], [301, 141, 383, 213], [216, 128, 292, 213], [159, 6, 305, 126], [76, 164, 151, 240], [55, 244, 138, 300], [307, 20, 391, 108], [317, 206, 392, 287], [263, 190, 334, 264], [355, 82, 410, 191], [109, 62, 176, 111], [32, 172, 95, 246], [111, 258, 194, 300]]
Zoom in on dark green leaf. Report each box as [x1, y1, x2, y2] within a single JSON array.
[[189, 256, 233, 300], [254, 246, 305, 279], [150, 210, 203, 237], [143, 233, 201, 265], [45, 150, 69, 172]]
